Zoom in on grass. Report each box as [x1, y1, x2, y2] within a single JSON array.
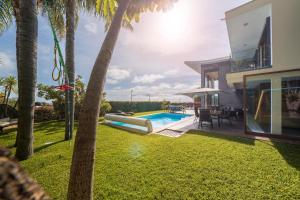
[[0, 111, 300, 199]]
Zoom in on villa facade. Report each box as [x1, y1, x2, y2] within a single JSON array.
[[185, 0, 300, 140]]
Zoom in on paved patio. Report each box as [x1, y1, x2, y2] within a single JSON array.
[[156, 114, 244, 138], [155, 110, 300, 144]]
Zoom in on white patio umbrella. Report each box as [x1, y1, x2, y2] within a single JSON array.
[[176, 87, 221, 98]]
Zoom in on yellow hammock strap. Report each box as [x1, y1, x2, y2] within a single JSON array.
[[254, 90, 265, 120]]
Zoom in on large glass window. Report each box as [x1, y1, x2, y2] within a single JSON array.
[[282, 76, 300, 137], [204, 71, 219, 89], [245, 79, 271, 133], [245, 70, 300, 139]]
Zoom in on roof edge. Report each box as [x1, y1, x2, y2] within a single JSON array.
[[185, 56, 231, 67]]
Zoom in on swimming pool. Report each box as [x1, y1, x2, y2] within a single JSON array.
[[109, 112, 192, 132]]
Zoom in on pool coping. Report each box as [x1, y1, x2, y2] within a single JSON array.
[[104, 112, 194, 134], [149, 113, 194, 133]]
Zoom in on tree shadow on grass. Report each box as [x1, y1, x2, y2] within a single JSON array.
[[186, 130, 255, 146], [34, 140, 65, 153], [34, 121, 65, 135], [101, 124, 148, 137], [272, 141, 300, 171]]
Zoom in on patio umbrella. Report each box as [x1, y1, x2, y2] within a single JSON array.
[[176, 87, 221, 98]]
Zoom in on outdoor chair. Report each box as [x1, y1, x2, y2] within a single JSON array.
[[198, 109, 213, 128], [220, 110, 234, 125], [194, 106, 200, 123], [115, 111, 135, 116], [0, 118, 18, 133]]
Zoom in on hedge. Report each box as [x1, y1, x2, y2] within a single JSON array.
[[34, 106, 57, 122], [109, 101, 164, 113]]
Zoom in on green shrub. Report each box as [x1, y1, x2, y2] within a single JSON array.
[[100, 101, 112, 116], [109, 101, 162, 113], [34, 106, 57, 122]]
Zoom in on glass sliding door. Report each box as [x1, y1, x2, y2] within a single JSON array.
[[244, 70, 300, 139], [245, 79, 271, 133], [282, 76, 300, 137]]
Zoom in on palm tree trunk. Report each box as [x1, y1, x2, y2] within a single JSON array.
[[13, 99, 18, 109], [2, 87, 7, 104], [64, 0, 75, 141], [67, 0, 130, 199], [13, 4, 20, 148], [15, 0, 38, 161], [4, 86, 11, 117]]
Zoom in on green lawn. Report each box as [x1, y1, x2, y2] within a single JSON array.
[[0, 113, 300, 200]]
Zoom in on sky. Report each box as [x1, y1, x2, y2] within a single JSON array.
[[0, 0, 250, 102]]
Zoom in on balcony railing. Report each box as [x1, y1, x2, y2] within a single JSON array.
[[230, 46, 272, 73]]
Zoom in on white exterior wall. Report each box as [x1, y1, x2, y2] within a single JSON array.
[[226, 0, 300, 85]]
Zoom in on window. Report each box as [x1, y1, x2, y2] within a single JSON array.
[[282, 76, 300, 137], [245, 78, 271, 133]]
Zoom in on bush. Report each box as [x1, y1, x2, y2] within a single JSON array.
[[34, 106, 57, 122], [109, 101, 162, 113], [100, 101, 112, 116]]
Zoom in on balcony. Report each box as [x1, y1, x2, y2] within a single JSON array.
[[230, 45, 272, 73]]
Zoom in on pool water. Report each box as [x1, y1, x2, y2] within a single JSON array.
[[110, 112, 191, 131], [140, 113, 191, 129]]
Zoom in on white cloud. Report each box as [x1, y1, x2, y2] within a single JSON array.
[[107, 67, 130, 84], [164, 69, 178, 76], [84, 22, 98, 34], [105, 82, 199, 102], [0, 52, 15, 71], [132, 74, 164, 84]]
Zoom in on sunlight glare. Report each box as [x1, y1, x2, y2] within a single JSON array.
[[159, 4, 189, 41]]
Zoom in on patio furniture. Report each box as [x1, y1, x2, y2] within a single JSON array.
[[210, 109, 222, 127], [198, 109, 213, 128], [0, 118, 18, 133], [220, 109, 235, 125], [168, 105, 184, 113], [115, 110, 135, 116], [194, 106, 200, 122]]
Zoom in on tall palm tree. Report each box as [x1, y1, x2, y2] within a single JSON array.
[[64, 0, 76, 140], [14, 0, 38, 161], [42, 0, 79, 141], [2, 76, 17, 117], [67, 0, 176, 199]]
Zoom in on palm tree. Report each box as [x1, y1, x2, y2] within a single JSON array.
[[64, 0, 76, 140], [14, 0, 38, 161], [67, 0, 176, 199], [42, 0, 78, 141], [2, 76, 17, 117]]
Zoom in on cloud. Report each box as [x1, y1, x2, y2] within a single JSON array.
[[164, 69, 178, 76], [107, 67, 130, 84], [0, 52, 15, 72], [84, 22, 98, 34], [105, 82, 199, 102], [132, 74, 164, 84]]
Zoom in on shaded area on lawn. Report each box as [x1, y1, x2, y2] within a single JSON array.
[[272, 141, 300, 171], [186, 130, 255, 146], [187, 130, 300, 172], [34, 140, 66, 153]]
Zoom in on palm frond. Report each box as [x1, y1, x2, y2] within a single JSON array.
[[0, 0, 14, 35], [40, 0, 66, 39], [94, 0, 177, 32]]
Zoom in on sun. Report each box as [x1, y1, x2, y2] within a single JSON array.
[[159, 4, 189, 41]]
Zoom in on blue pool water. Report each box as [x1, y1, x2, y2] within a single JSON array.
[[110, 112, 191, 131]]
